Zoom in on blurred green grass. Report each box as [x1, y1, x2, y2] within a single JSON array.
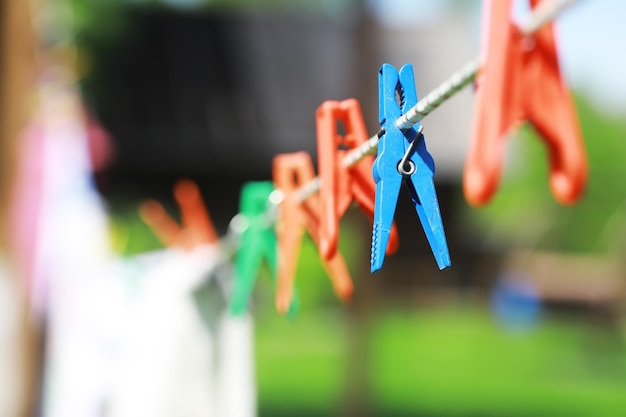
[[255, 311, 349, 415], [256, 307, 626, 417], [109, 195, 626, 417]]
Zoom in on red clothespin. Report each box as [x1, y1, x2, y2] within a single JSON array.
[[316, 99, 399, 260], [464, 0, 587, 206], [273, 152, 353, 314], [140, 179, 219, 249]]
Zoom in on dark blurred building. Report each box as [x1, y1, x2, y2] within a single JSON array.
[[88, 7, 372, 182], [86, 4, 477, 183], [85, 4, 486, 293]]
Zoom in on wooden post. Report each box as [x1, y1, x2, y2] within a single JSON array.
[[0, 0, 40, 416]]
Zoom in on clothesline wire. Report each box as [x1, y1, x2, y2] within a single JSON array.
[[295, 0, 579, 203], [227, 0, 580, 241]]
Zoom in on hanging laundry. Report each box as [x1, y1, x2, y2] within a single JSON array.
[[273, 152, 353, 314], [464, 0, 587, 206], [14, 72, 123, 417], [107, 247, 256, 417], [109, 180, 256, 417], [316, 98, 399, 260], [372, 63, 451, 273]]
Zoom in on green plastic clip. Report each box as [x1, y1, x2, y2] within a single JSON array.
[[228, 182, 298, 315]]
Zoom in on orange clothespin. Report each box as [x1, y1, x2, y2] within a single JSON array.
[[464, 0, 587, 206], [273, 152, 353, 313], [316, 99, 399, 260], [140, 179, 219, 249]]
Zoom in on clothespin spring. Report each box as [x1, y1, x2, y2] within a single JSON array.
[[398, 125, 424, 177]]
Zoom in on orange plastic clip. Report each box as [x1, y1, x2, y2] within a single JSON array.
[[316, 99, 399, 260], [139, 179, 219, 249], [273, 152, 353, 314], [464, 0, 587, 206]]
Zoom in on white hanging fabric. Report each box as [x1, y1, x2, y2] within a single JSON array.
[[17, 74, 257, 417], [107, 245, 256, 417]]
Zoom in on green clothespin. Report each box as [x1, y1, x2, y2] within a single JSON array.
[[228, 182, 298, 315]]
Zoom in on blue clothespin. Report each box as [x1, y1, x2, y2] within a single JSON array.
[[371, 63, 451, 273]]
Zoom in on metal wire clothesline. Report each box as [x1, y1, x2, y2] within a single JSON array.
[[226, 0, 581, 243]]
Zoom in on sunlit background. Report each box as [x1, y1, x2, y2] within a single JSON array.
[[1, 0, 626, 416]]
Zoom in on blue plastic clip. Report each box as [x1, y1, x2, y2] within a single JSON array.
[[371, 63, 451, 273]]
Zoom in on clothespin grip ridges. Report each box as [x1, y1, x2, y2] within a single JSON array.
[[372, 63, 450, 273]]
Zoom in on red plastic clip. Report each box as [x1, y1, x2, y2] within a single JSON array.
[[464, 0, 587, 206], [273, 152, 353, 314], [316, 99, 399, 260], [140, 179, 219, 249]]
